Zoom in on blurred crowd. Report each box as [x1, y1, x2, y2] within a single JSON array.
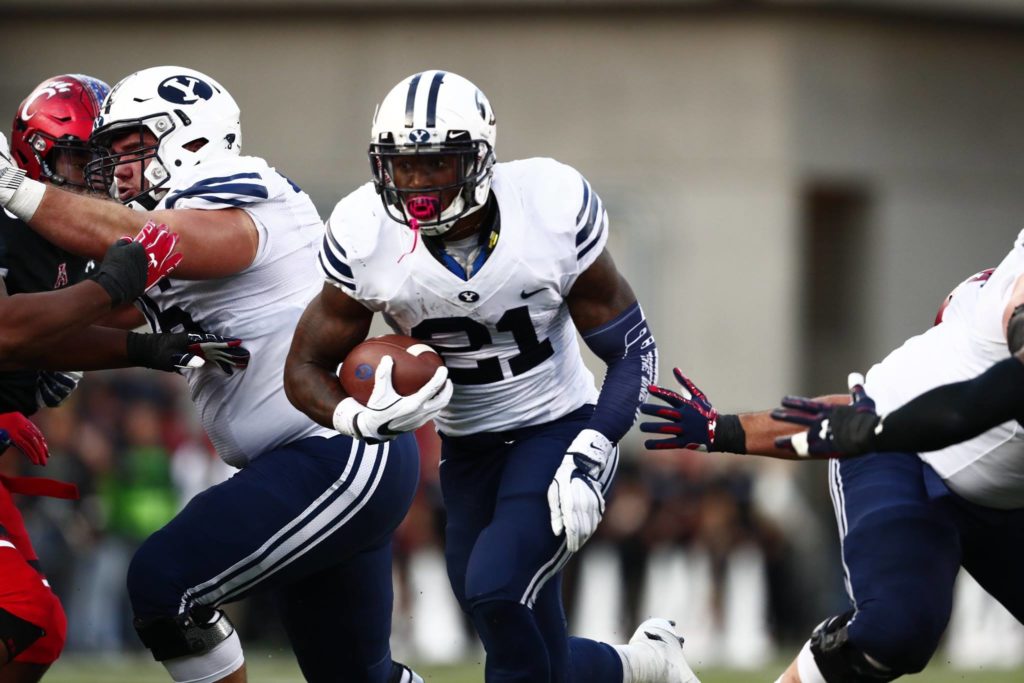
[[6, 368, 1022, 668]]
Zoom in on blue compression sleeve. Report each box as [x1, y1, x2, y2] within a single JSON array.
[[581, 302, 658, 442]]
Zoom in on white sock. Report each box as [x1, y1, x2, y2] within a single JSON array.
[[614, 642, 661, 683], [795, 639, 827, 683]]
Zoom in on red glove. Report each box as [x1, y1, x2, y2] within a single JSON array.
[[0, 412, 48, 466], [131, 220, 184, 291]]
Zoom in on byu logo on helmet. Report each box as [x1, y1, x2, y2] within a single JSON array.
[[158, 76, 214, 104], [409, 129, 430, 144]]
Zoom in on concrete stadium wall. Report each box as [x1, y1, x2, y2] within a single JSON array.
[[2, 8, 1023, 423]]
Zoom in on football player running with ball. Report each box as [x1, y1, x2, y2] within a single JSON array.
[[642, 248, 1024, 683], [285, 70, 699, 683], [0, 67, 427, 683]]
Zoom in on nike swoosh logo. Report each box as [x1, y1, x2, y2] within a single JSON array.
[[449, 130, 469, 139], [521, 287, 545, 299]]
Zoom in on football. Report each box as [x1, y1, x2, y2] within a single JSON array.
[[340, 334, 444, 405]]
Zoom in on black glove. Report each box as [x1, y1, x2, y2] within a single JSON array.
[[127, 332, 251, 374], [90, 239, 146, 307]]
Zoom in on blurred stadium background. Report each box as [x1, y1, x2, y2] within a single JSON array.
[[4, 0, 1024, 679]]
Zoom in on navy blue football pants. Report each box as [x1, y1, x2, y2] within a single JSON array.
[[127, 433, 419, 683], [440, 405, 625, 683], [831, 451, 1024, 675]]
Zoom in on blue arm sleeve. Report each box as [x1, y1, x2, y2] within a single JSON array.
[[581, 302, 658, 443]]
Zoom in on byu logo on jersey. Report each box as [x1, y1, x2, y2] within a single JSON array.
[[409, 129, 431, 144], [158, 76, 214, 104], [458, 291, 480, 303]]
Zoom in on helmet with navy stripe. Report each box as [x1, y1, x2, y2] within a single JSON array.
[[85, 66, 241, 210], [10, 74, 110, 189], [369, 70, 496, 236]]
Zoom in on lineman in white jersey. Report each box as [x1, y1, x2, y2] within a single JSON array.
[[286, 70, 699, 683], [642, 233, 1024, 683], [0, 66, 430, 683]]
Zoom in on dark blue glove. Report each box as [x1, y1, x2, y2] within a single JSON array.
[[640, 368, 719, 451], [771, 373, 881, 457]]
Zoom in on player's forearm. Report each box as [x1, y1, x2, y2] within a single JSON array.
[[0, 282, 114, 364], [737, 411, 808, 459], [29, 185, 140, 260], [29, 326, 135, 371], [732, 394, 852, 460], [284, 309, 353, 430], [285, 360, 349, 430], [868, 355, 1024, 453]]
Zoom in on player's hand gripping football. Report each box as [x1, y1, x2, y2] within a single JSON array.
[[91, 221, 183, 306], [547, 429, 613, 553], [333, 356, 453, 443], [771, 373, 883, 457], [0, 412, 49, 466], [127, 332, 251, 374], [639, 368, 720, 451]]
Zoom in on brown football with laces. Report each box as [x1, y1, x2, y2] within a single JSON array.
[[339, 334, 444, 405]]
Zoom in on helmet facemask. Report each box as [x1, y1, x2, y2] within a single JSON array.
[[84, 67, 242, 211], [22, 134, 93, 190], [86, 116, 174, 210], [368, 71, 497, 237], [369, 136, 494, 236], [10, 74, 110, 190]]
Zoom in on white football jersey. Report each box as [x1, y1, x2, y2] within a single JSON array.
[[864, 230, 1024, 509], [321, 158, 608, 436], [138, 155, 332, 467]]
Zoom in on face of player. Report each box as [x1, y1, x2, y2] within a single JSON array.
[[108, 128, 159, 202], [390, 153, 461, 211], [49, 147, 92, 191]]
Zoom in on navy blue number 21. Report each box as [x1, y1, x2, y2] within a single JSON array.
[[411, 306, 553, 385]]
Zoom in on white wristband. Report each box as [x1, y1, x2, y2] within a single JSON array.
[[0, 170, 45, 222], [332, 397, 363, 437]]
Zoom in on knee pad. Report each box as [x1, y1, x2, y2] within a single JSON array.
[[802, 611, 897, 683], [134, 606, 235, 662]]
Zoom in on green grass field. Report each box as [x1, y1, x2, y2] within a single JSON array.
[[43, 653, 1024, 682]]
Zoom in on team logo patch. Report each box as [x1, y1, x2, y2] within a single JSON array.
[[53, 262, 68, 289], [158, 76, 214, 104], [458, 291, 480, 303], [408, 129, 431, 144], [354, 363, 373, 380]]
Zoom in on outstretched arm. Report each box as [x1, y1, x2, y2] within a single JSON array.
[[641, 368, 849, 460], [0, 132, 257, 279]]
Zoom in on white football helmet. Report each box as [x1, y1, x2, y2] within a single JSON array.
[[85, 66, 241, 210], [369, 70, 496, 236]]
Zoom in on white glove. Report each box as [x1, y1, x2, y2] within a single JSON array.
[[333, 355, 452, 443], [36, 370, 84, 408], [547, 428, 615, 553], [0, 132, 45, 221]]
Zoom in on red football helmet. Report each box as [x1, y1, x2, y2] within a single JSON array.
[[10, 74, 110, 188]]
